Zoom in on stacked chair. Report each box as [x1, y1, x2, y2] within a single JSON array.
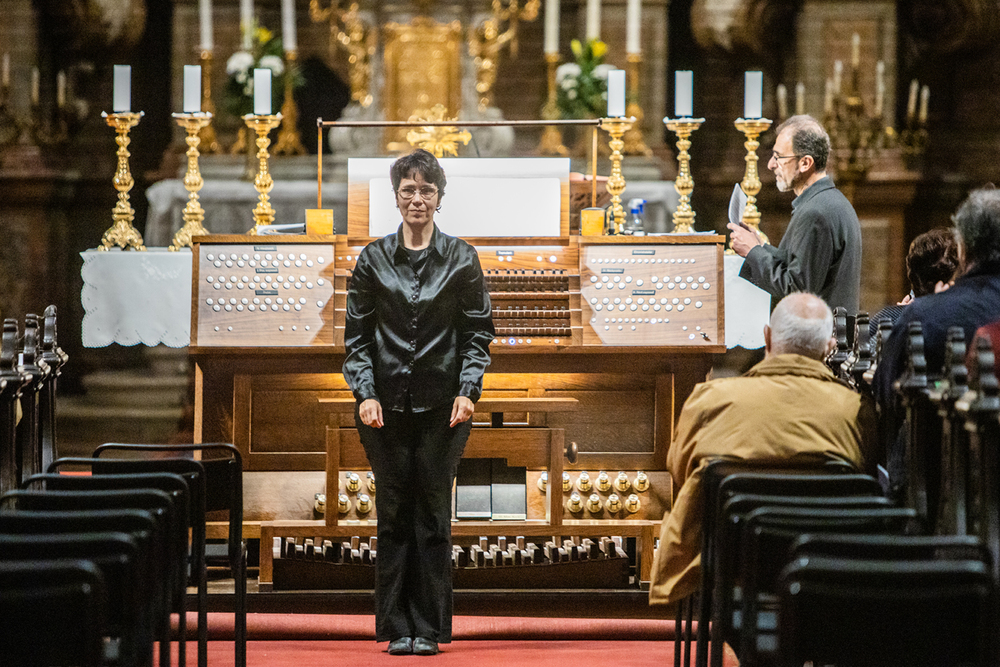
[[674, 311, 1000, 667], [0, 442, 244, 667]]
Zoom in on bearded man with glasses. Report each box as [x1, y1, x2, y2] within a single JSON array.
[[727, 114, 862, 313], [344, 149, 495, 656]]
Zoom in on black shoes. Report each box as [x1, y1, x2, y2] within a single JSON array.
[[413, 638, 439, 655], [387, 635, 438, 655], [387, 637, 413, 655]]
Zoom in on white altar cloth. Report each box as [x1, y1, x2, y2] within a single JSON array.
[[723, 254, 771, 349], [81, 248, 192, 348]]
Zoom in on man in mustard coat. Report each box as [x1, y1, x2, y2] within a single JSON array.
[[649, 292, 878, 606]]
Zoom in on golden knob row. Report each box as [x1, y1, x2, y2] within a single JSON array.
[[538, 470, 650, 494]]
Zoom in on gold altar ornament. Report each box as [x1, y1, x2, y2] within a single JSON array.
[[243, 113, 283, 233], [274, 50, 307, 156], [310, 0, 376, 108], [197, 51, 223, 154], [599, 116, 636, 232], [169, 112, 213, 251], [732, 117, 773, 251], [468, 0, 540, 112], [663, 117, 705, 233], [537, 53, 569, 156], [405, 104, 471, 158], [623, 54, 652, 157], [99, 111, 146, 251]]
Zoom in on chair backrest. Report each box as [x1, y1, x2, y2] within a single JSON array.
[[94, 443, 243, 563], [0, 531, 151, 665], [778, 555, 994, 667], [0, 318, 23, 495], [0, 558, 107, 667], [789, 533, 991, 564]]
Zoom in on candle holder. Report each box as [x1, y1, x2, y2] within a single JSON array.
[[0, 88, 20, 150], [537, 52, 568, 156], [663, 117, 705, 233], [169, 112, 214, 251], [732, 117, 773, 252], [623, 53, 652, 157], [273, 50, 307, 155], [98, 111, 146, 251], [243, 113, 283, 233], [197, 51, 223, 154], [599, 116, 635, 232]]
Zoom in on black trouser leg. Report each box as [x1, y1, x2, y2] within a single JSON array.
[[358, 403, 471, 643]]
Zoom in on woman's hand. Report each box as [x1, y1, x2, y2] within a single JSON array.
[[359, 398, 383, 428], [450, 396, 474, 427]]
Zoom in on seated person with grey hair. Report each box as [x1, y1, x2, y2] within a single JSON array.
[[649, 292, 878, 606]]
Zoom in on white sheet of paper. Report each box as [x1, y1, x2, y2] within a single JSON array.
[[728, 183, 748, 227], [355, 157, 568, 238]]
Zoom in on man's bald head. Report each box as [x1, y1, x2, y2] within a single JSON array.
[[765, 293, 835, 360]]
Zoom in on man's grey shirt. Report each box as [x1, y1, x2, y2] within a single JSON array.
[[739, 176, 861, 312]]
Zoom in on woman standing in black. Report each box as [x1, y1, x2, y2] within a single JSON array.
[[343, 149, 494, 655]]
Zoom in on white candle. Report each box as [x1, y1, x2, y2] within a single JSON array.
[[585, 0, 601, 41], [240, 0, 254, 50], [907, 79, 918, 121], [183, 65, 201, 112], [918, 85, 930, 124], [851, 33, 860, 69], [30, 67, 39, 105], [56, 70, 66, 108], [795, 81, 805, 115], [253, 68, 271, 115], [113, 64, 131, 113], [626, 0, 641, 54], [199, 0, 213, 51], [824, 78, 833, 114], [674, 70, 693, 117], [607, 69, 625, 117], [1, 53, 9, 88], [874, 61, 884, 117], [832, 60, 842, 94], [543, 0, 559, 54], [776, 83, 787, 119], [281, 0, 297, 52], [743, 71, 763, 119]]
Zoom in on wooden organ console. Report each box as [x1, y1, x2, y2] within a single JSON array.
[[190, 161, 727, 595]]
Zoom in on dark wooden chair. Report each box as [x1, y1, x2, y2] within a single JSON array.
[[0, 558, 108, 667], [897, 321, 941, 529], [929, 327, 971, 536], [693, 458, 878, 667], [736, 503, 916, 666], [38, 305, 68, 472], [0, 318, 24, 495], [94, 442, 246, 667], [14, 313, 49, 488], [777, 555, 994, 667]]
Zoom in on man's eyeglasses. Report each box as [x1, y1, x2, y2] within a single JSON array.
[[397, 186, 439, 200], [771, 152, 804, 162]]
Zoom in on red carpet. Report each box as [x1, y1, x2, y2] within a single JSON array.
[[177, 613, 689, 641], [168, 639, 740, 666], [166, 615, 740, 666]]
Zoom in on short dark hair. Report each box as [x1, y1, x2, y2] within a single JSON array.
[[389, 149, 447, 198], [776, 115, 831, 171], [953, 186, 1000, 267], [906, 228, 960, 296]]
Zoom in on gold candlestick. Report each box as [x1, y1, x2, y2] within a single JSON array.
[[599, 116, 635, 232], [169, 112, 213, 251], [274, 50, 307, 155], [663, 117, 705, 233], [197, 51, 223, 154], [733, 117, 773, 247], [99, 111, 146, 251], [537, 52, 568, 156], [243, 113, 283, 233], [623, 53, 652, 156]]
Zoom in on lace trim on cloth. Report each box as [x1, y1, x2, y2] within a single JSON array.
[[81, 248, 192, 348]]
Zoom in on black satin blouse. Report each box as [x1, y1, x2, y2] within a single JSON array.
[[343, 224, 495, 412]]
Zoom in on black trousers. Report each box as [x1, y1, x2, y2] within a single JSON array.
[[356, 402, 471, 643]]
